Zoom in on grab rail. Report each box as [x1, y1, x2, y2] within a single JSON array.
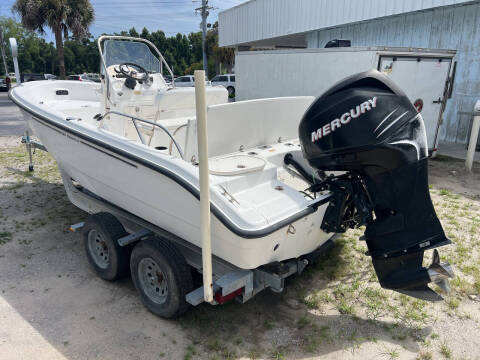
[[100, 111, 184, 159]]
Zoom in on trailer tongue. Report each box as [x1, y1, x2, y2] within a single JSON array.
[[298, 70, 454, 301]]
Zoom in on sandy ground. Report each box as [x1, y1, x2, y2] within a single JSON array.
[[0, 135, 479, 360], [429, 155, 480, 199]]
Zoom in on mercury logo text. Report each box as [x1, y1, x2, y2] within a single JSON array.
[[311, 97, 378, 143]]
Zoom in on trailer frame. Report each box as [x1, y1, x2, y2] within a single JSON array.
[[61, 168, 335, 306]]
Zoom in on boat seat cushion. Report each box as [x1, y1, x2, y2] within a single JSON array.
[[183, 96, 315, 161]]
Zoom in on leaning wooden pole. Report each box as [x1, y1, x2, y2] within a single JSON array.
[[194, 70, 214, 303]]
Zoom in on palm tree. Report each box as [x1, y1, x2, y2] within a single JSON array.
[[12, 0, 94, 79]]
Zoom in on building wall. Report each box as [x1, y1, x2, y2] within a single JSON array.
[[219, 0, 477, 47], [306, 2, 480, 144]]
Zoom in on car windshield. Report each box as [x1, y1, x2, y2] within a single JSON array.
[[103, 40, 162, 73]]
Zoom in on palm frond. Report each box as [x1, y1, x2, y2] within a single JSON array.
[[12, 0, 94, 39], [12, 0, 47, 34], [65, 0, 94, 39]]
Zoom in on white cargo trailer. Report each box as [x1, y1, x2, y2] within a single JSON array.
[[236, 47, 456, 154]]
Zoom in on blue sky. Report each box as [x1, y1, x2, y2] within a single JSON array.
[[0, 0, 245, 41]]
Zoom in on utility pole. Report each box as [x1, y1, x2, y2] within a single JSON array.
[[195, 0, 213, 78], [0, 27, 9, 77]]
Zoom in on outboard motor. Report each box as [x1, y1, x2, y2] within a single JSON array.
[[298, 70, 454, 301]]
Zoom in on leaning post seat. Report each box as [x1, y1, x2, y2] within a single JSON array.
[[183, 97, 315, 163]]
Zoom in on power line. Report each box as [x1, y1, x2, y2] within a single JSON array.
[[94, 13, 192, 18], [93, 0, 197, 4], [94, 3, 194, 7]]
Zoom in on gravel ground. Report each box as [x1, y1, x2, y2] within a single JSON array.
[[0, 136, 479, 360]]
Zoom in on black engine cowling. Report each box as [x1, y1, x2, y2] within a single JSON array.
[[298, 70, 453, 301]]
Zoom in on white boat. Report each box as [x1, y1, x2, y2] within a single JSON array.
[[10, 36, 454, 317]]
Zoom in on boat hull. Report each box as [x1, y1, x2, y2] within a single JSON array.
[[18, 105, 332, 270]]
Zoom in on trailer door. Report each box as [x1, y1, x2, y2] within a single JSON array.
[[378, 56, 452, 152]]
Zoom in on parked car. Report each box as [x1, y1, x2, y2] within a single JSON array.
[[21, 73, 46, 82], [85, 73, 100, 82], [0, 77, 11, 91], [68, 74, 93, 81], [211, 74, 235, 97], [174, 75, 211, 87], [20, 73, 56, 82]]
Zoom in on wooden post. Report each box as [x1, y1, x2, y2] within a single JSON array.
[[195, 70, 214, 303]]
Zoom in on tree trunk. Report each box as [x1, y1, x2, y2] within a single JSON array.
[[54, 24, 66, 79]]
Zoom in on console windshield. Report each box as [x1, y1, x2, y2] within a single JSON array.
[[103, 40, 161, 73]]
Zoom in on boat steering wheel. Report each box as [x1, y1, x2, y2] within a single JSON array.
[[115, 62, 149, 82]]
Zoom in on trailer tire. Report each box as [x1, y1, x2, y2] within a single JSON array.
[[227, 86, 235, 97], [83, 212, 130, 281], [130, 238, 193, 318]]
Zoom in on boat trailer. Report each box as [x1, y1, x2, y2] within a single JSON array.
[[62, 169, 335, 307], [21, 132, 335, 310]]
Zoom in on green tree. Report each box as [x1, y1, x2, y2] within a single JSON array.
[[128, 27, 139, 38], [0, 16, 57, 75], [2, 16, 234, 79], [12, 0, 94, 78], [207, 22, 234, 74], [63, 36, 99, 74]]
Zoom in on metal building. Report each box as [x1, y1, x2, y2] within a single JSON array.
[[219, 0, 480, 145]]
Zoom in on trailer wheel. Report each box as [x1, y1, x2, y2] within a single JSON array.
[[227, 86, 235, 97], [83, 212, 130, 281], [130, 238, 193, 318]]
